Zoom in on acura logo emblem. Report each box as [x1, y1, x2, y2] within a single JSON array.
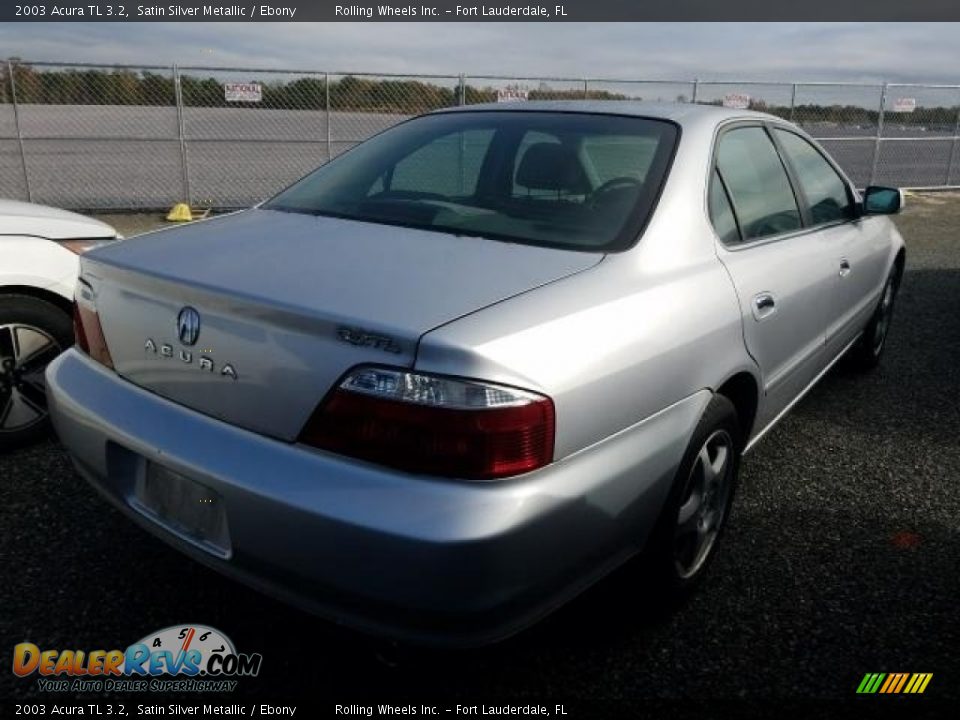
[[177, 306, 201, 347]]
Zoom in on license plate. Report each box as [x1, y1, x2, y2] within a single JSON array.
[[135, 463, 231, 558]]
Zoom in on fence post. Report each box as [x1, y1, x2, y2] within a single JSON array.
[[325, 72, 332, 161], [583, 79, 588, 99], [868, 83, 888, 187], [7, 60, 32, 203], [459, 74, 466, 106], [691, 79, 699, 104], [789, 82, 797, 123], [945, 88, 960, 186], [172, 64, 191, 206]]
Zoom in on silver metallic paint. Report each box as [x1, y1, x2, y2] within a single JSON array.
[[46, 102, 904, 643], [47, 349, 708, 644]]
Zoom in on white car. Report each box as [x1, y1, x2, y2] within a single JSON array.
[[0, 199, 119, 449]]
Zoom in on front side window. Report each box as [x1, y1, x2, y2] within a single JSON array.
[[266, 111, 679, 252], [716, 126, 802, 241], [774, 129, 854, 225]]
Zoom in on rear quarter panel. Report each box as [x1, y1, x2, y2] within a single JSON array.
[[417, 253, 750, 460], [416, 117, 758, 460]]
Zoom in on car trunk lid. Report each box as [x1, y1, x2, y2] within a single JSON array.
[[82, 208, 601, 441]]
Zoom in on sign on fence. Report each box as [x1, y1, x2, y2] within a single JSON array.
[[3, 60, 958, 210], [224, 82, 263, 102], [893, 97, 917, 113], [722, 93, 751, 109], [497, 86, 529, 103]]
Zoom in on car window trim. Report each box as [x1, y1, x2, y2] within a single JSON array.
[[768, 124, 860, 195], [767, 124, 858, 229], [710, 167, 744, 244], [707, 118, 864, 252], [709, 120, 806, 247], [764, 124, 814, 228]]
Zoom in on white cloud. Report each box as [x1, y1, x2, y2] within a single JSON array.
[[2, 22, 959, 85]]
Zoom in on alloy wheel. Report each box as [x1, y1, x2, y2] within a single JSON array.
[[674, 429, 734, 580], [0, 323, 62, 434], [872, 277, 896, 356]]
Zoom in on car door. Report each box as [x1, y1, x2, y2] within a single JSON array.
[[771, 127, 891, 357], [709, 124, 836, 432]]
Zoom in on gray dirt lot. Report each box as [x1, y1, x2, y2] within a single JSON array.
[[1, 195, 958, 702]]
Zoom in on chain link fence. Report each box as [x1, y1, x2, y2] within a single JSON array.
[[2, 60, 960, 211]]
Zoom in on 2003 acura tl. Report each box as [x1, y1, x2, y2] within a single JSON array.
[[46, 102, 905, 644]]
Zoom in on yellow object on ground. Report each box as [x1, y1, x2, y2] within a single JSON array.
[[166, 202, 194, 222]]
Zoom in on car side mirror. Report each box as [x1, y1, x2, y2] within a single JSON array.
[[862, 186, 904, 215]]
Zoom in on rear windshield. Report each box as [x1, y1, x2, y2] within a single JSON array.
[[265, 111, 678, 252]]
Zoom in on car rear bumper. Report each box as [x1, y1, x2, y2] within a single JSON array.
[[46, 349, 708, 645]]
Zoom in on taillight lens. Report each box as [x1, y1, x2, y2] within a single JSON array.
[[73, 285, 114, 369], [59, 238, 117, 255], [299, 367, 555, 480]]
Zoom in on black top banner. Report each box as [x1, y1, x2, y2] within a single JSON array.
[[4, 0, 960, 22]]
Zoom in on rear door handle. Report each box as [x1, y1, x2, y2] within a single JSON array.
[[839, 259, 851, 277], [752, 292, 777, 320]]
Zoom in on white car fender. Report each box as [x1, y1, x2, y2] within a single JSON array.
[[0, 235, 79, 301]]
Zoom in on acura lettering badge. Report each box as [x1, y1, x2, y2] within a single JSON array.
[[177, 306, 201, 346]]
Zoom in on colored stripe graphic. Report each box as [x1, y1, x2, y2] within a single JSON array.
[[856, 673, 886, 693], [893, 673, 909, 693], [857, 672, 932, 694]]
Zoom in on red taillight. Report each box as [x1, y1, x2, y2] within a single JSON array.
[[299, 368, 555, 480], [72, 300, 114, 369], [72, 303, 89, 354]]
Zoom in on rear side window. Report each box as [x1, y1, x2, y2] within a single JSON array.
[[716, 127, 801, 240], [774, 129, 854, 225], [708, 169, 741, 244]]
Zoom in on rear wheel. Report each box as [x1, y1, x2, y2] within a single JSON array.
[[0, 295, 72, 450], [848, 264, 899, 371], [644, 394, 742, 599]]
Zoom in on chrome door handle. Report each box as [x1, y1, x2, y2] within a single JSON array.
[[839, 259, 851, 277], [752, 292, 777, 320]]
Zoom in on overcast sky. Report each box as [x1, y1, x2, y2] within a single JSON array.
[[2, 22, 959, 84]]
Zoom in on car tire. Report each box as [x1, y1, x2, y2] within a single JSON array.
[[847, 264, 900, 371], [0, 294, 73, 451], [643, 393, 742, 601]]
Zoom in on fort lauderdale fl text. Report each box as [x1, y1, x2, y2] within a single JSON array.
[[335, 5, 568, 17]]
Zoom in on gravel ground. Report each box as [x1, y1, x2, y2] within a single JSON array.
[[1, 196, 958, 706]]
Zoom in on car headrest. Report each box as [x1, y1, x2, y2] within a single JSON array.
[[515, 142, 591, 195]]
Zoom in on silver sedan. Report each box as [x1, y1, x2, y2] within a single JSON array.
[[46, 102, 905, 644]]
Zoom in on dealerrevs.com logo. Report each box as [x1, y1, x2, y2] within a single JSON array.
[[13, 624, 262, 693]]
